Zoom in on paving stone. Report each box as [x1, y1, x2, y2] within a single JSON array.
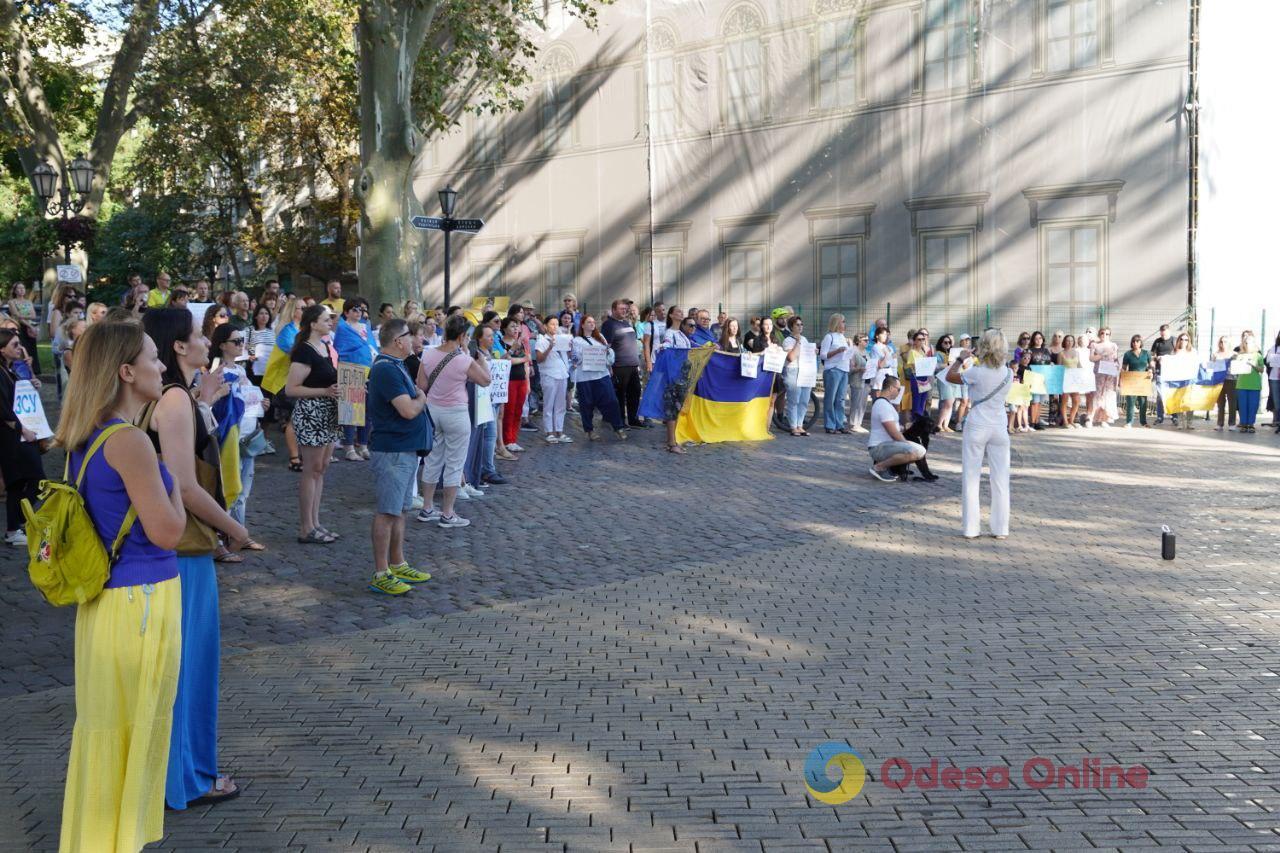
[[4, 422, 1280, 851]]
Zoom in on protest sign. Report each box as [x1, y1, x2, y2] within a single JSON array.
[[579, 345, 608, 373], [489, 358, 512, 403], [1026, 370, 1048, 395], [740, 351, 759, 378], [797, 342, 818, 387], [1063, 367, 1095, 394], [337, 362, 368, 426], [12, 380, 53, 439], [912, 356, 938, 378], [1097, 360, 1120, 377], [1004, 381, 1032, 406], [1119, 372, 1153, 397], [1029, 365, 1064, 395], [762, 346, 786, 373], [1159, 353, 1197, 383], [187, 303, 215, 329]]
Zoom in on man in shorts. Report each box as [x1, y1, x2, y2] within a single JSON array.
[[366, 318, 434, 594], [867, 376, 926, 482]]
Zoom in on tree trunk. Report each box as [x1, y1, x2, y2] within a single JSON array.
[[355, 1, 435, 308]]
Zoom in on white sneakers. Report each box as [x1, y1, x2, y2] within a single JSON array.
[[5, 530, 27, 547], [505, 443, 525, 452], [544, 434, 574, 444]]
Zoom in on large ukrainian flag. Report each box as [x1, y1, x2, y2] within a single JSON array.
[[1158, 360, 1226, 414], [675, 349, 774, 444]]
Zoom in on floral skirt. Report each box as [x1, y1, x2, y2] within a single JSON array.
[[291, 397, 340, 446]]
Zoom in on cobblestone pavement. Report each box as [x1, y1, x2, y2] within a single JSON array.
[[3, 414, 1280, 851]]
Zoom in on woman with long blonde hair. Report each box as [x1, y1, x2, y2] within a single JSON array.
[[946, 328, 1013, 539], [56, 321, 187, 852]]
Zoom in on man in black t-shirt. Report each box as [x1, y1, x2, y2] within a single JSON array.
[[1149, 324, 1173, 424], [601, 298, 646, 428]]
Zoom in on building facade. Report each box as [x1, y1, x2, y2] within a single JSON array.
[[413, 0, 1190, 340]]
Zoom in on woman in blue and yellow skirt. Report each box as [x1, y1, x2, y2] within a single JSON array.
[[56, 320, 188, 852], [142, 309, 253, 811]]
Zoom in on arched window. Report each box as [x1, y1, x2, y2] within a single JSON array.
[[541, 45, 576, 150], [646, 22, 679, 139], [721, 4, 765, 126]]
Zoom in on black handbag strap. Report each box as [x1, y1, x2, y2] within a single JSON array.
[[423, 348, 463, 397]]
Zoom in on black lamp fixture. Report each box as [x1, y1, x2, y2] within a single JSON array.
[[438, 185, 457, 218], [31, 161, 58, 203], [31, 154, 95, 264], [68, 155, 94, 195]]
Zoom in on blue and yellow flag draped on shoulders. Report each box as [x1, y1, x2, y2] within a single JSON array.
[[212, 384, 245, 508], [637, 347, 774, 444]]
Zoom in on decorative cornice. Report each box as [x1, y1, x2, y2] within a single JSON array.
[[713, 213, 779, 245], [803, 203, 876, 240], [903, 192, 991, 235], [1021, 180, 1126, 226]]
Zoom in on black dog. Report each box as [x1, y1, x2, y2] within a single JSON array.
[[891, 413, 940, 482]]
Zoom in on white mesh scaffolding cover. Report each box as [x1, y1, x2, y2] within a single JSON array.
[[415, 0, 1191, 343]]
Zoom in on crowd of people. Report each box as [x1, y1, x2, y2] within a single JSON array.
[[1, 272, 1280, 851]]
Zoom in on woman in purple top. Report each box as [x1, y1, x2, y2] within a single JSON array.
[[56, 320, 188, 853]]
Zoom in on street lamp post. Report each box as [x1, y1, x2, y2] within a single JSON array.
[[410, 186, 483, 307], [438, 185, 457, 309], [32, 156, 94, 264]]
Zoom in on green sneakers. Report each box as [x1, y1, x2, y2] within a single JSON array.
[[388, 562, 432, 583], [368, 573, 411, 595], [368, 563, 432, 595]]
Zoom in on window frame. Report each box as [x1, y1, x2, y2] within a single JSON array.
[[920, 0, 973, 94], [812, 16, 864, 112], [813, 236, 865, 312], [916, 226, 976, 330], [638, 249, 683, 306], [721, 242, 769, 318], [541, 256, 579, 310], [1038, 216, 1108, 330]]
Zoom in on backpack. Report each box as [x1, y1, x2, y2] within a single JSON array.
[[21, 422, 138, 606]]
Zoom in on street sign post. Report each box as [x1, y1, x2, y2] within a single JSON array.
[[411, 214, 485, 307]]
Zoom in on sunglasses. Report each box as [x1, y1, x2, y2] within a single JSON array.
[[229, 338, 245, 345]]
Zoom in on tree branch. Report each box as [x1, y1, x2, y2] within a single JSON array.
[[85, 0, 162, 217]]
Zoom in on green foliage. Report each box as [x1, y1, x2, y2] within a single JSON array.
[[91, 195, 201, 290]]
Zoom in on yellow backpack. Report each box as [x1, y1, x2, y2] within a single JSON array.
[[22, 423, 139, 606]]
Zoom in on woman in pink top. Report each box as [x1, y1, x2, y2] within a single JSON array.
[[417, 315, 491, 528]]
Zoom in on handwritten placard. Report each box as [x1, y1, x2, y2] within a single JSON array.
[[579, 345, 608, 374], [488, 358, 511, 404], [12, 380, 53, 439], [1063, 367, 1096, 394], [762, 346, 786, 374], [740, 351, 759, 378], [1097, 359, 1120, 377], [1029, 365, 1064, 395], [797, 342, 818, 388], [337, 362, 368, 426], [1119, 372, 1153, 398], [1026, 370, 1048, 396], [1004, 381, 1032, 406]]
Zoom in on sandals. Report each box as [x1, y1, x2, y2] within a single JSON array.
[[667, 443, 686, 454], [288, 456, 303, 472], [213, 549, 243, 564], [297, 528, 336, 544], [241, 540, 267, 552], [187, 775, 241, 808]]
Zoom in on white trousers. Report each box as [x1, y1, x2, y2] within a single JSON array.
[[542, 377, 568, 433], [961, 421, 1010, 537]]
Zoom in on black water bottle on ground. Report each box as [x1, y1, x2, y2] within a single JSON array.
[[1161, 525, 1176, 560]]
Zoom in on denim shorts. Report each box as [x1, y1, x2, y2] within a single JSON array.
[[369, 450, 417, 515]]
